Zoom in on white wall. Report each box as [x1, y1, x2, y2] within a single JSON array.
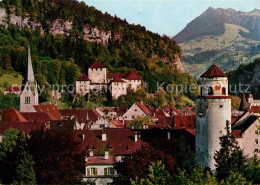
[[122, 103, 146, 121], [126, 79, 141, 92], [76, 81, 90, 95], [88, 68, 107, 84], [110, 82, 127, 99]]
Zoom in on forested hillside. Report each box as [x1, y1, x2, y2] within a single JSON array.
[[0, 0, 198, 106], [228, 58, 260, 98]]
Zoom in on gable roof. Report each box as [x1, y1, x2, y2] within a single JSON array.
[[232, 112, 259, 137], [89, 60, 106, 68], [77, 73, 90, 81], [21, 112, 52, 123], [4, 86, 21, 92], [75, 129, 149, 156], [136, 102, 153, 116], [0, 121, 45, 134], [111, 77, 126, 83], [107, 73, 126, 78], [60, 109, 101, 123], [125, 71, 142, 80], [200, 64, 228, 78], [2, 109, 27, 122], [33, 104, 62, 120]]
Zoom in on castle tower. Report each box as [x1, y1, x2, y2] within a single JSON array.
[[20, 46, 38, 112], [195, 64, 231, 170]]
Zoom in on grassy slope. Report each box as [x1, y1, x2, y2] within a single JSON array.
[[0, 72, 22, 92]]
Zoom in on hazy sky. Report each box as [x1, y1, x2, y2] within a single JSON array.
[[82, 0, 259, 36]]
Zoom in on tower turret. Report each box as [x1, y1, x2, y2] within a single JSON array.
[[195, 64, 231, 170]]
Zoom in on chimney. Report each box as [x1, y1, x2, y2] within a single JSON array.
[[102, 130, 107, 141], [134, 132, 138, 142], [82, 134, 85, 140], [167, 131, 171, 140], [105, 151, 109, 160], [89, 151, 94, 157]]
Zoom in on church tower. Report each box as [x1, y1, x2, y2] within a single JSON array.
[[20, 46, 38, 112], [195, 64, 231, 170]]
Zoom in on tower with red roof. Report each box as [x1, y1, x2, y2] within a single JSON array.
[[88, 59, 107, 84], [76, 73, 91, 96], [195, 64, 231, 170]]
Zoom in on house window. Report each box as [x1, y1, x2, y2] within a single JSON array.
[[100, 124, 105, 128], [255, 139, 258, 144], [208, 87, 213, 95], [104, 167, 114, 175], [132, 115, 135, 119], [254, 149, 259, 153], [88, 168, 97, 175], [222, 87, 226, 95], [255, 130, 259, 135]]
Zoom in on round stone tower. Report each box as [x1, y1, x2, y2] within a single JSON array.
[[195, 64, 231, 170]]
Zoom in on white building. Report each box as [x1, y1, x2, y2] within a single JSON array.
[[109, 77, 127, 99], [122, 101, 153, 121], [83, 151, 118, 185], [76, 74, 91, 96], [75, 60, 142, 99], [195, 64, 231, 170], [20, 46, 38, 112], [233, 111, 260, 158]]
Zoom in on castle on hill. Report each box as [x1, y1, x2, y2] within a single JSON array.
[[76, 60, 142, 99]]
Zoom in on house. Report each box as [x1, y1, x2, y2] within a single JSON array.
[[83, 152, 118, 185], [60, 109, 110, 130], [232, 111, 260, 158], [121, 101, 154, 121], [2, 108, 27, 122], [248, 94, 260, 107], [4, 86, 21, 96], [76, 128, 149, 184]]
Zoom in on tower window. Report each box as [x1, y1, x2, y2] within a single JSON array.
[[208, 87, 213, 95], [255, 139, 258, 144], [222, 87, 226, 95]]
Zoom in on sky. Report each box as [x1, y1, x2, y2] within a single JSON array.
[[81, 0, 260, 36]]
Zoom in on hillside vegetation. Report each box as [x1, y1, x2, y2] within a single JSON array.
[[228, 58, 260, 98], [0, 0, 198, 107]]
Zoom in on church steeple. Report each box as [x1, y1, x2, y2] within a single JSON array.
[[27, 45, 35, 82]]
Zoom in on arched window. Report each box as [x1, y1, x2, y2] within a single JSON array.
[[208, 87, 213, 95], [222, 87, 226, 95], [200, 87, 203, 95]]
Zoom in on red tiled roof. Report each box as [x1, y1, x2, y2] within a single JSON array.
[[136, 102, 153, 116], [86, 156, 116, 165], [60, 109, 100, 123], [75, 129, 149, 156], [200, 64, 228, 78], [4, 86, 21, 92], [33, 104, 62, 120], [89, 60, 105, 68], [107, 73, 126, 78], [21, 112, 52, 123], [125, 71, 141, 80], [111, 77, 126, 83], [248, 106, 260, 113], [174, 115, 195, 129], [2, 109, 27, 122], [77, 74, 90, 81], [233, 130, 242, 138], [0, 121, 46, 134]]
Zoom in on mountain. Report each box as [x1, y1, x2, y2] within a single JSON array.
[[173, 7, 260, 78], [0, 0, 198, 101]]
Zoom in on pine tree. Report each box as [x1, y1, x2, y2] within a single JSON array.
[[214, 121, 247, 181]]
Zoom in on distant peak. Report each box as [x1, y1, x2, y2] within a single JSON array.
[[251, 8, 260, 13]]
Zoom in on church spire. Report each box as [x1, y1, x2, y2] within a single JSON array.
[[27, 45, 35, 82]]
